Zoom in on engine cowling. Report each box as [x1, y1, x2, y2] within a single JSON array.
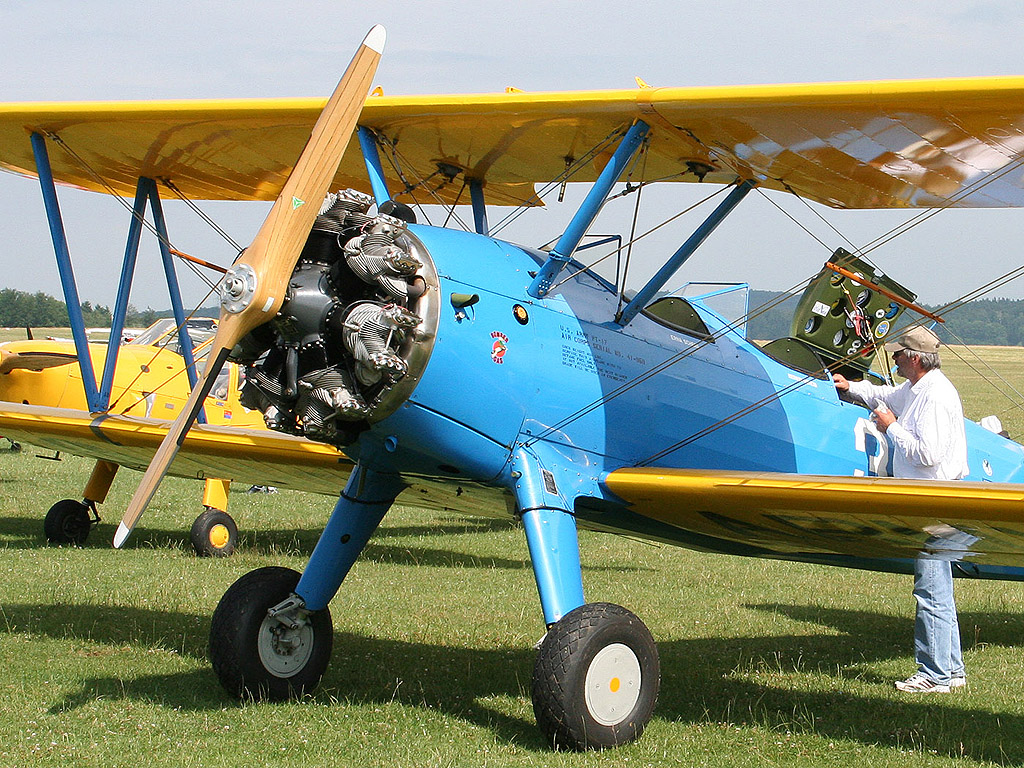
[[232, 190, 438, 447]]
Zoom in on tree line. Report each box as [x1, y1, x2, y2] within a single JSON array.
[[0, 288, 160, 329], [3, 285, 1024, 347]]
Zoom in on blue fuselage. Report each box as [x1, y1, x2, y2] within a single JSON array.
[[354, 225, 1024, 504]]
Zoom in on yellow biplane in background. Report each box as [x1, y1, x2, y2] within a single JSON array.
[[0, 317, 269, 554]]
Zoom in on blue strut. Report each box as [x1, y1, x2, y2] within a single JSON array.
[[146, 182, 200, 386], [357, 126, 391, 206], [98, 180, 147, 411], [147, 180, 204, 421], [511, 446, 586, 626], [522, 509, 586, 626], [469, 179, 488, 236], [31, 132, 102, 413], [528, 121, 649, 299], [295, 463, 404, 611]]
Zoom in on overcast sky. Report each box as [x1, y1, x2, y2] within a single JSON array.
[[2, 1, 1024, 310]]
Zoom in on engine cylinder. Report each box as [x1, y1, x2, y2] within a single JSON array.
[[234, 190, 438, 447]]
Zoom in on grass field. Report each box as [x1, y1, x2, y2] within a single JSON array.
[[2, 334, 1024, 766]]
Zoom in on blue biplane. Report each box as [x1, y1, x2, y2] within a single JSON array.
[[3, 26, 1024, 749]]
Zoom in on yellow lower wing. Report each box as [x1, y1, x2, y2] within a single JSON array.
[[604, 468, 1024, 565], [0, 402, 505, 518], [0, 402, 353, 496]]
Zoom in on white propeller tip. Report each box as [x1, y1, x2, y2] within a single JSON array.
[[364, 25, 386, 54], [113, 521, 131, 549]]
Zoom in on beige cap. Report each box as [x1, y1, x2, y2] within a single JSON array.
[[884, 325, 940, 354]]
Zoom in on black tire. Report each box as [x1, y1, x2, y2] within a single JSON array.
[[190, 507, 238, 557], [532, 602, 660, 750], [209, 566, 333, 701], [43, 499, 92, 545]]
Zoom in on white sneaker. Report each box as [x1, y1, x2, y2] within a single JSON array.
[[894, 673, 950, 693], [950, 674, 967, 689]]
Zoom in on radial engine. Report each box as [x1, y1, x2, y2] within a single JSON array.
[[230, 191, 439, 447]]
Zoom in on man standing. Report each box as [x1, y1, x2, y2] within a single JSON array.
[[833, 326, 970, 693]]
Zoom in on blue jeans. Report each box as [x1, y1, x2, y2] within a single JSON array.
[[913, 558, 964, 684]]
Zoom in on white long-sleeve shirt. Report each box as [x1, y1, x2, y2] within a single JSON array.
[[847, 369, 969, 480]]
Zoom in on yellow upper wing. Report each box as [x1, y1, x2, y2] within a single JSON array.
[[2, 77, 1024, 209]]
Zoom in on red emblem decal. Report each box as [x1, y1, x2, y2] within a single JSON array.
[[490, 331, 508, 364]]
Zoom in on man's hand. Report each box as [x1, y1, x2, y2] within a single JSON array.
[[832, 373, 850, 391], [873, 406, 896, 432]]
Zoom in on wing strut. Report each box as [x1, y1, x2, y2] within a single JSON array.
[[357, 126, 391, 206], [30, 132, 103, 413], [469, 179, 488, 236], [102, 178, 202, 414], [28, 137, 202, 415], [528, 120, 650, 299]]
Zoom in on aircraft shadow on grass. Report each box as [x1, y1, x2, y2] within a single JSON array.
[[0, 515, 649, 573], [0, 514, 45, 546], [746, 602, 1024, 661], [0, 514, 514, 549], [3, 600, 1024, 761]]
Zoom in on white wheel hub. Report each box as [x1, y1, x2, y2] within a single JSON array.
[[584, 642, 642, 726], [258, 615, 314, 678]]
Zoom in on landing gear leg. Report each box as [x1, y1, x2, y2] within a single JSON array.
[[209, 566, 332, 699], [209, 462, 402, 700], [44, 499, 98, 545], [521, 507, 658, 749], [513, 449, 659, 750]]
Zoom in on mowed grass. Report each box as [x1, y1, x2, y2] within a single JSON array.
[[943, 345, 1024, 439], [2, 335, 1024, 766]]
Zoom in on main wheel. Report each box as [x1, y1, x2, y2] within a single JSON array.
[[209, 566, 332, 701], [532, 602, 659, 750], [190, 507, 238, 557], [43, 499, 93, 545]]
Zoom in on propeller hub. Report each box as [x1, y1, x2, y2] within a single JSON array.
[[220, 263, 258, 314]]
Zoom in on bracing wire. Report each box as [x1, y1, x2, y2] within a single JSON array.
[[547, 185, 731, 295], [629, 261, 1024, 466], [442, 179, 469, 229], [521, 281, 810, 449], [370, 124, 646, 247], [106, 282, 222, 414], [940, 327, 1024, 416], [371, 132, 473, 232], [45, 133, 228, 293], [781, 182, 862, 254], [488, 128, 632, 237], [522, 140, 1024, 459], [160, 179, 243, 252], [615, 140, 649, 313]]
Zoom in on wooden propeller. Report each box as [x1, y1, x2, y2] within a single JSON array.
[[113, 25, 386, 548]]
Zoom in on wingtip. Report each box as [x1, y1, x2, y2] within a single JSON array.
[[113, 521, 131, 549], [364, 24, 386, 54]]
